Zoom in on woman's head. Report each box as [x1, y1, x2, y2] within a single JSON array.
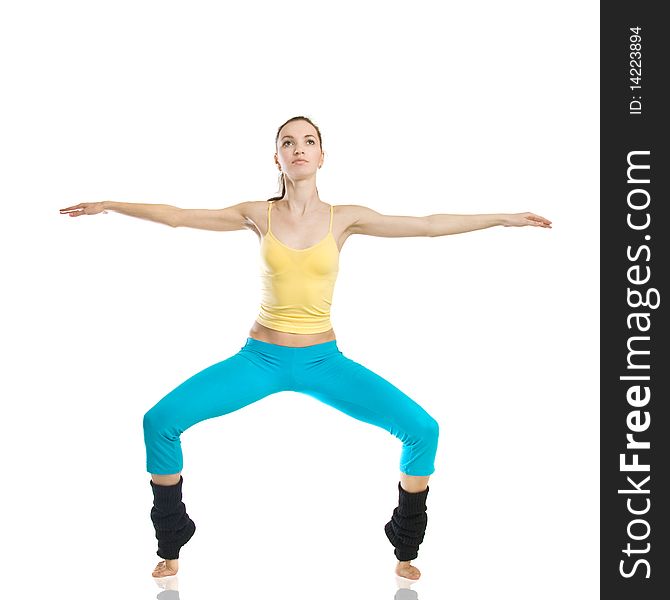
[[275, 115, 323, 148], [270, 116, 324, 201]]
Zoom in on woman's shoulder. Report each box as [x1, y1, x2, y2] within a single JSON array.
[[227, 200, 270, 236], [244, 199, 271, 216], [333, 203, 372, 221]]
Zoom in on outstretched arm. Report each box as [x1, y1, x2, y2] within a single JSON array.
[[346, 205, 551, 238], [59, 200, 257, 231], [59, 201, 180, 227], [427, 212, 552, 236]]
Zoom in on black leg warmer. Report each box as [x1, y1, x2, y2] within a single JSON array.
[[150, 475, 196, 560], [384, 482, 429, 562]]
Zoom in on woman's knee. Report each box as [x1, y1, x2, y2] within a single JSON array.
[[143, 406, 166, 435], [143, 408, 154, 430], [415, 413, 439, 443], [396, 413, 439, 453]]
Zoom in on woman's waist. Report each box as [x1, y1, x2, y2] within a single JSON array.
[[249, 320, 336, 348]]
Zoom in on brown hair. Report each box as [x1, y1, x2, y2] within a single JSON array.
[[268, 115, 323, 202]]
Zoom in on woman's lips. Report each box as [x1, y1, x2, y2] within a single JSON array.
[[293, 160, 308, 164]]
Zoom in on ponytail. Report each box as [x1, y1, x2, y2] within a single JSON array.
[[267, 171, 285, 202]]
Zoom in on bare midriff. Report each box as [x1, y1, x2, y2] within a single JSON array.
[[248, 320, 336, 347]]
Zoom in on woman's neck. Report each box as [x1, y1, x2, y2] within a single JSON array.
[[281, 180, 322, 215]]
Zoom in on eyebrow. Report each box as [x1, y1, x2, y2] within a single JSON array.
[[280, 134, 317, 141]]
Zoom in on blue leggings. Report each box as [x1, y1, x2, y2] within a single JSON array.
[[143, 338, 439, 477]]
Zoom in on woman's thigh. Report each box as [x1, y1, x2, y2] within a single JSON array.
[[294, 349, 437, 438], [143, 347, 286, 434]]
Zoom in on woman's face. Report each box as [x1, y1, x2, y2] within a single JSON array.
[[274, 120, 323, 178]]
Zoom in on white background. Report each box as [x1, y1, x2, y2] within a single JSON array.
[[1, 1, 599, 598]]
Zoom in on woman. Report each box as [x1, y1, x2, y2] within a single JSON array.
[[59, 115, 551, 582]]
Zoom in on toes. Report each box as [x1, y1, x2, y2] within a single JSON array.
[[153, 564, 177, 577], [397, 566, 421, 580], [152, 559, 180, 578]]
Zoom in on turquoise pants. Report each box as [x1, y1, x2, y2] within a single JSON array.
[[143, 338, 439, 476]]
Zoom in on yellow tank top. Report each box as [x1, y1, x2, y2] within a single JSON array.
[[257, 201, 340, 334]]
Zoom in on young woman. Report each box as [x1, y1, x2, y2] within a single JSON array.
[[60, 115, 551, 582]]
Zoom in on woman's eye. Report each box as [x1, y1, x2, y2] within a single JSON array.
[[283, 139, 315, 147]]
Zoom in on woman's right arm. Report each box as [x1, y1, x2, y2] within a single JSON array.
[[59, 200, 256, 231]]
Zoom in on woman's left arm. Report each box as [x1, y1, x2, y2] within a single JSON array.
[[346, 205, 552, 238], [428, 212, 552, 236]]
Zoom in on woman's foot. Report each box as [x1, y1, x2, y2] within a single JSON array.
[[152, 559, 179, 578], [396, 560, 421, 580]]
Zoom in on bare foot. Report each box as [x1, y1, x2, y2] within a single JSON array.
[[152, 559, 179, 578], [396, 560, 421, 580]]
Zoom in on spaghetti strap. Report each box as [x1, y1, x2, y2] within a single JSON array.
[[267, 201, 273, 234], [329, 204, 333, 233]]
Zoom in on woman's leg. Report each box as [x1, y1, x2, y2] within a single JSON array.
[[396, 471, 431, 579], [291, 343, 439, 580], [293, 345, 439, 477], [143, 340, 288, 576], [143, 346, 285, 476], [400, 474, 430, 493]]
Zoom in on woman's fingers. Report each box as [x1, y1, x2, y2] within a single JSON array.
[[59, 204, 81, 212], [59, 203, 87, 215], [59, 202, 105, 216], [504, 212, 552, 228], [526, 213, 552, 227]]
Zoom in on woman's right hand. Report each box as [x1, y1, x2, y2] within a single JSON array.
[[59, 202, 108, 217]]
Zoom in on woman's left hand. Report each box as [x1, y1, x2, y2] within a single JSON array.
[[503, 212, 552, 228]]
